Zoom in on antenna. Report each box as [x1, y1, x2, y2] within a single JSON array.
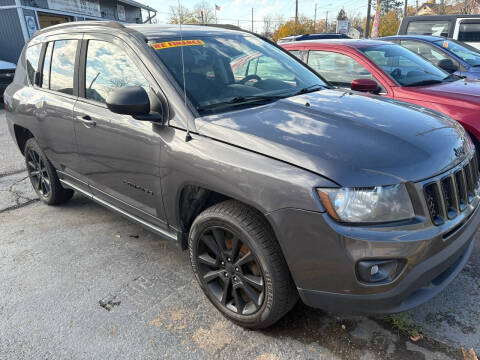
[[178, 0, 192, 142]]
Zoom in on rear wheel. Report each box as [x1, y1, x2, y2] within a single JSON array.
[[189, 200, 297, 329], [24, 138, 74, 205]]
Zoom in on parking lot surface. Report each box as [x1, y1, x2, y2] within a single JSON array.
[[1, 109, 479, 359]]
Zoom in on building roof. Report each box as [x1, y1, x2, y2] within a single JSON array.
[[118, 0, 156, 13]]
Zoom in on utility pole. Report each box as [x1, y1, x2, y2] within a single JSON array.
[[295, 0, 298, 23], [416, 0, 419, 15], [201, 10, 204, 24], [366, 0, 371, 38], [403, 0, 408, 17], [251, 7, 254, 32], [313, 2, 317, 33], [325, 11, 328, 33]]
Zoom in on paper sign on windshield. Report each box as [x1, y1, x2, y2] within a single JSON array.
[[151, 40, 205, 50]]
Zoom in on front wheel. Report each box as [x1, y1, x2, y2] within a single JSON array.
[[189, 200, 298, 329], [24, 138, 74, 205]]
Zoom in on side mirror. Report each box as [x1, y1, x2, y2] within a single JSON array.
[[437, 58, 458, 73], [351, 78, 379, 92], [106, 86, 150, 116]]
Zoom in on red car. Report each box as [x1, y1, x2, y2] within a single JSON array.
[[282, 39, 480, 146]]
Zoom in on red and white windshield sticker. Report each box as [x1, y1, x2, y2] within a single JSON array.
[[151, 40, 205, 50]]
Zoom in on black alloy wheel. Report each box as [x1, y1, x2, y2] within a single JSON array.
[[196, 226, 265, 315], [26, 147, 51, 198], [24, 137, 74, 205]]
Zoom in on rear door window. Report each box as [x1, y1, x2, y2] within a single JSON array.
[[25, 43, 42, 85], [459, 22, 480, 42], [406, 21, 450, 37], [41, 42, 53, 89], [49, 39, 78, 95]]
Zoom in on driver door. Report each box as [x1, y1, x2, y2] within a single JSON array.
[[72, 33, 168, 226]]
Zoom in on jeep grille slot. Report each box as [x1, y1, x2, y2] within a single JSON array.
[[424, 182, 444, 225], [424, 154, 479, 226]]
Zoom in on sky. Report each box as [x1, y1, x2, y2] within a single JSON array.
[[143, 0, 369, 33]]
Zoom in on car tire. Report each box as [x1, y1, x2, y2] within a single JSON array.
[[189, 200, 298, 329], [24, 138, 74, 205]]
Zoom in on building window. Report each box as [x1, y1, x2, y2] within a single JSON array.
[[25, 43, 42, 85], [50, 40, 78, 95], [85, 40, 148, 103]]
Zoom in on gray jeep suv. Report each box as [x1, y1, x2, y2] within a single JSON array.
[[4, 21, 480, 329]]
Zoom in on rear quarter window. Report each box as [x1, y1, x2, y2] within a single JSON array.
[[25, 43, 42, 85]]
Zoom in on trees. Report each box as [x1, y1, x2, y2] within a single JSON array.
[[168, 4, 197, 24], [273, 17, 314, 42], [378, 10, 400, 36], [168, 2, 216, 24], [337, 8, 347, 20], [373, 0, 404, 15], [193, 1, 216, 24]]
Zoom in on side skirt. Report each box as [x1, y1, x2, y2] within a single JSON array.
[[60, 179, 178, 242]]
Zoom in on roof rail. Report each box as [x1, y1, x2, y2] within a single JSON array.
[[34, 20, 125, 37]]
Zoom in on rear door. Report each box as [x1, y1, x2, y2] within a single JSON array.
[[34, 35, 83, 188], [73, 33, 167, 226]]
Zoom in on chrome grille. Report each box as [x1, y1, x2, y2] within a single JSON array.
[[423, 154, 480, 225]]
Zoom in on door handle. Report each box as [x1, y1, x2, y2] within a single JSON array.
[[77, 115, 96, 127]]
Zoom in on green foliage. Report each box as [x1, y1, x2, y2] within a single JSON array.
[[384, 314, 421, 337]]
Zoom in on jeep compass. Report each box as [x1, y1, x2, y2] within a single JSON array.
[[4, 22, 480, 329]]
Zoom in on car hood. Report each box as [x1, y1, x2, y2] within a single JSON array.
[[195, 89, 471, 187], [400, 79, 480, 106]]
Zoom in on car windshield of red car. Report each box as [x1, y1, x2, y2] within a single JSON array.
[[359, 44, 448, 86]]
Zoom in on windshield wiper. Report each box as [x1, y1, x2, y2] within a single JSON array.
[[404, 79, 443, 87], [443, 73, 464, 81], [196, 95, 283, 112], [292, 84, 325, 96]]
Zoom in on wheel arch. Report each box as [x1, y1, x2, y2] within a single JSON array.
[[13, 124, 34, 155], [176, 184, 277, 252]]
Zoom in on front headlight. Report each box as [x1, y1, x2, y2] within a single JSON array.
[[317, 184, 414, 223]]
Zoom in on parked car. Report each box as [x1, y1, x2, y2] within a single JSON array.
[[5, 22, 480, 329], [398, 15, 480, 50], [277, 33, 350, 44], [0, 60, 16, 101], [380, 35, 480, 80], [282, 39, 480, 148]]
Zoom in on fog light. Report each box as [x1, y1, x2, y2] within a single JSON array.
[[357, 259, 405, 284]]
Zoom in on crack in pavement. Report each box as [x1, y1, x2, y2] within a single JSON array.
[[0, 171, 39, 213], [0, 168, 26, 179]]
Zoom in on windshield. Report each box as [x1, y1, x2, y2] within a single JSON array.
[[151, 34, 325, 115], [434, 39, 480, 66], [359, 44, 448, 86]]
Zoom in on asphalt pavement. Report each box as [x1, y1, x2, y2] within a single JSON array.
[[1, 109, 479, 359]]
